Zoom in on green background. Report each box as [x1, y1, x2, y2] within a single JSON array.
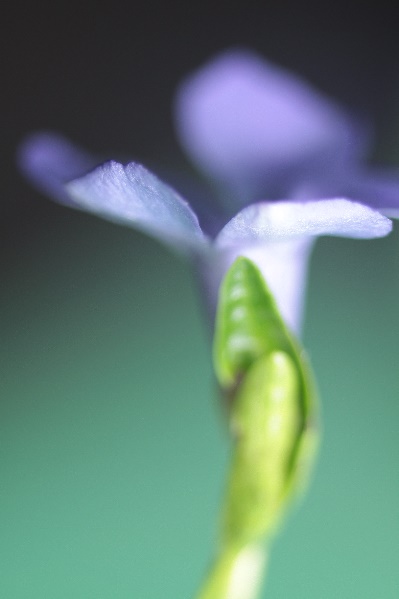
[[1, 206, 398, 598]]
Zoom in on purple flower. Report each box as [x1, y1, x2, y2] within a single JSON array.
[[19, 50, 396, 332]]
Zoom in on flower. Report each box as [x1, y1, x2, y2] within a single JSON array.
[[19, 49, 396, 333]]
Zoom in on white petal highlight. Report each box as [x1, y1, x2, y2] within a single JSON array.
[[216, 199, 392, 247], [66, 161, 207, 253]]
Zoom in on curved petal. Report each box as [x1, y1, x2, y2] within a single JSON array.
[[175, 50, 362, 194], [19, 133, 207, 254], [215, 199, 392, 247], [18, 132, 99, 205], [66, 160, 207, 253], [208, 198, 391, 331]]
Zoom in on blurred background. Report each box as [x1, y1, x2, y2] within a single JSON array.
[[1, 1, 399, 597]]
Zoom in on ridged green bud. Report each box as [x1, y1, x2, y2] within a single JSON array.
[[214, 256, 319, 523]]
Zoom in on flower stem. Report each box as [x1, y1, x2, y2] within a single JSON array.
[[197, 257, 319, 599], [196, 543, 268, 599]]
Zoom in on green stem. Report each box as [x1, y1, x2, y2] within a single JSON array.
[[196, 543, 268, 599]]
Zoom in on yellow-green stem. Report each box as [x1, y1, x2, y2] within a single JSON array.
[[196, 543, 268, 599]]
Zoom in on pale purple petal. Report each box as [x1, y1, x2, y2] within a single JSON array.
[[340, 169, 399, 218], [175, 50, 361, 193], [210, 198, 391, 331], [66, 161, 207, 253], [215, 199, 392, 247], [288, 167, 399, 218], [18, 132, 98, 205]]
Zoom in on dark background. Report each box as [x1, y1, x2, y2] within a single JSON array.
[[1, 2, 399, 598], [3, 1, 399, 221]]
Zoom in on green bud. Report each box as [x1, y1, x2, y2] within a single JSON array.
[[197, 257, 320, 599], [213, 256, 292, 388], [223, 350, 300, 545], [213, 257, 319, 539]]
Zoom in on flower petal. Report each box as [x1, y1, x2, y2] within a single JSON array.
[[210, 198, 391, 332], [18, 132, 98, 205], [19, 133, 207, 253], [215, 199, 392, 246], [175, 50, 361, 195], [288, 167, 399, 219], [66, 160, 207, 252], [340, 169, 399, 218]]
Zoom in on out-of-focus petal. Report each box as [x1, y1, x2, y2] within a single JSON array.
[[18, 132, 98, 205], [340, 169, 399, 218], [215, 199, 392, 246], [175, 50, 361, 193], [66, 161, 207, 253]]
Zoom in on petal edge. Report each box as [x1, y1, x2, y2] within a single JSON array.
[[66, 160, 207, 253], [216, 199, 392, 247]]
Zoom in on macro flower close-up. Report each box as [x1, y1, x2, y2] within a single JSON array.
[[19, 50, 397, 333], [12, 44, 399, 599]]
